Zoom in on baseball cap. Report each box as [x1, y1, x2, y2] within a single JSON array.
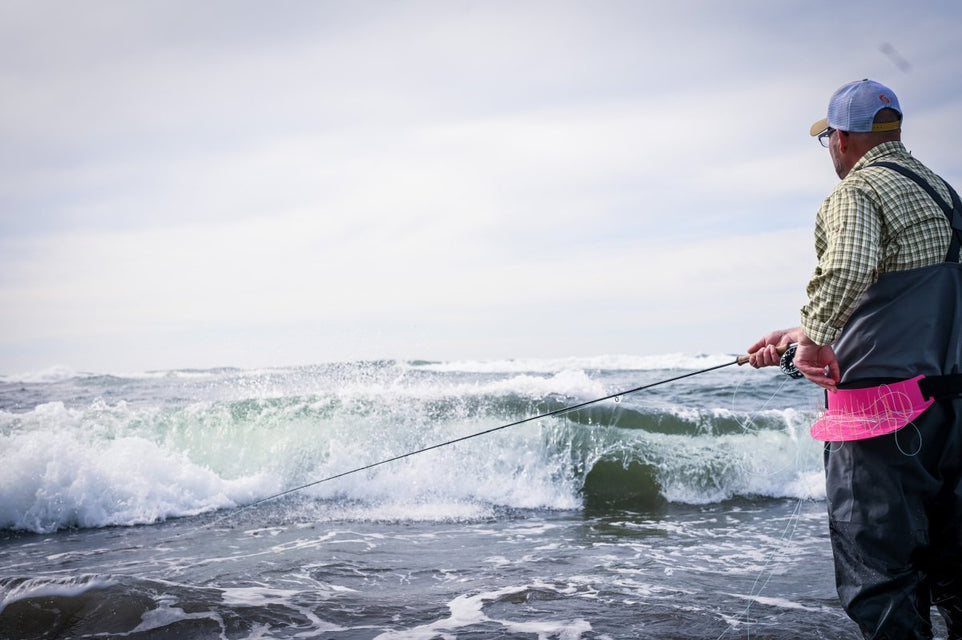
[[809, 79, 902, 136]]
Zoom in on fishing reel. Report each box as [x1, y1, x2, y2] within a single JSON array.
[[779, 343, 805, 379]]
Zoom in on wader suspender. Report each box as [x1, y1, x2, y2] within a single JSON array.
[[869, 161, 962, 262], [867, 161, 962, 401]]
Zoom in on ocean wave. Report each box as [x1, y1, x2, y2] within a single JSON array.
[[0, 365, 89, 384], [0, 353, 738, 387], [0, 357, 822, 533]]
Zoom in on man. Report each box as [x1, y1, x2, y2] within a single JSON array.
[[748, 79, 962, 639]]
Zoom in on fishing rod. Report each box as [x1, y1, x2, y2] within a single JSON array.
[[224, 346, 795, 519]]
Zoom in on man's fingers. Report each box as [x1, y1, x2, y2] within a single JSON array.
[[796, 361, 837, 390], [748, 344, 777, 368]]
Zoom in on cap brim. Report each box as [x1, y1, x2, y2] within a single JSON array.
[[810, 118, 828, 137]]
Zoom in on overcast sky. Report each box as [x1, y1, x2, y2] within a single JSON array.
[[2, 0, 960, 374]]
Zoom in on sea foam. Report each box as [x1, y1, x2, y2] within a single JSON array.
[[0, 403, 267, 533], [1, 358, 824, 533]]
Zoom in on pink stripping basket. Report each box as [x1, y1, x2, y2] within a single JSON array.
[[810, 375, 935, 442]]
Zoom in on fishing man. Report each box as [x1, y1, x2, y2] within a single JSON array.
[[748, 79, 962, 639]]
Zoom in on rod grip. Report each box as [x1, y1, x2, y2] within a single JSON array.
[[737, 344, 789, 366]]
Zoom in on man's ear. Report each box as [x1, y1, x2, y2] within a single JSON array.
[[836, 130, 850, 152]]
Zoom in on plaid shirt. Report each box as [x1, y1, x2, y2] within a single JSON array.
[[801, 141, 956, 345]]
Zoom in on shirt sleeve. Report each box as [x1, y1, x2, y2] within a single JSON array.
[[800, 184, 882, 345]]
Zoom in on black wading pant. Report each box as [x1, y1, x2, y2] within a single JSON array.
[[825, 398, 962, 640]]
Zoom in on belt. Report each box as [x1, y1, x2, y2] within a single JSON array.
[[919, 373, 962, 400]]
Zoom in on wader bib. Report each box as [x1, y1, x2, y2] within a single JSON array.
[[834, 160, 962, 385], [822, 163, 962, 639]]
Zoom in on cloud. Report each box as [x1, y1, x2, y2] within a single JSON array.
[[1, 0, 960, 372]]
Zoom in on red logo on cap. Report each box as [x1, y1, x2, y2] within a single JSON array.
[[879, 93, 891, 104]]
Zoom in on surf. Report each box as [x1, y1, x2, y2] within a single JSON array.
[[0, 357, 824, 533]]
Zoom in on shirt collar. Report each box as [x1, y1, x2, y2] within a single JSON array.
[[851, 141, 909, 173]]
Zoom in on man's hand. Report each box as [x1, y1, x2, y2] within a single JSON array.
[[793, 337, 841, 391], [746, 327, 801, 368]]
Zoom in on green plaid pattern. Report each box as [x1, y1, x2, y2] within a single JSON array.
[[801, 141, 956, 345]]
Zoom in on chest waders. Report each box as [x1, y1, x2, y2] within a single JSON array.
[[812, 162, 962, 442], [821, 163, 962, 640]]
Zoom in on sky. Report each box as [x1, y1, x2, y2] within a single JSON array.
[[2, 0, 961, 374]]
